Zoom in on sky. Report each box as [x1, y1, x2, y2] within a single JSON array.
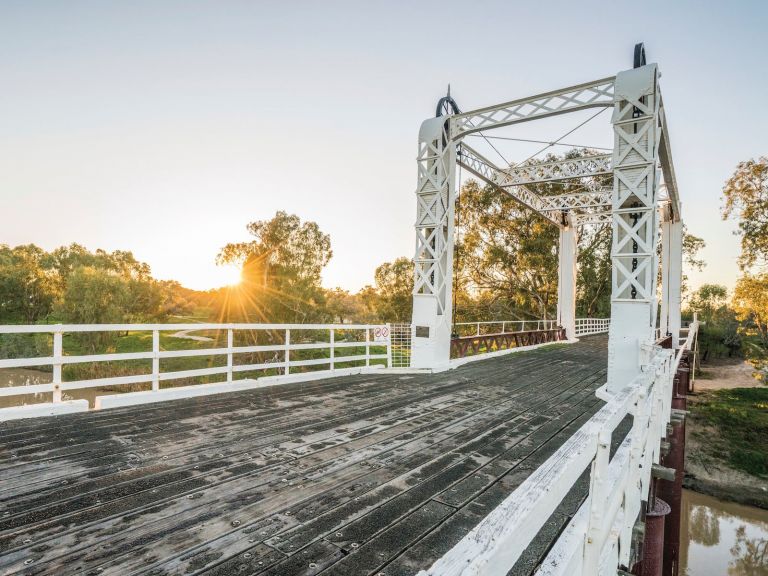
[[1, 0, 766, 293]]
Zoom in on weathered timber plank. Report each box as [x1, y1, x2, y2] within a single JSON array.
[[0, 336, 609, 576]]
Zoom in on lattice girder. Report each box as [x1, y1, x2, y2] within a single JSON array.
[[457, 144, 561, 226], [499, 154, 612, 187], [413, 116, 456, 317], [451, 77, 615, 138], [609, 64, 661, 306], [539, 191, 612, 213]]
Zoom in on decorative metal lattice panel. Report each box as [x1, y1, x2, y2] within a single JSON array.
[[388, 323, 412, 368]]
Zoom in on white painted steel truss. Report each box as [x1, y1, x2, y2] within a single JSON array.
[[458, 144, 612, 225], [411, 48, 684, 381], [451, 77, 615, 138], [500, 153, 612, 186], [457, 143, 561, 226], [411, 43, 688, 576]]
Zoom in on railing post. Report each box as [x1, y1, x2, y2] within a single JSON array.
[[284, 329, 290, 375], [583, 428, 612, 572], [365, 326, 370, 367], [386, 324, 393, 368], [620, 388, 648, 564], [152, 329, 160, 392], [330, 328, 335, 371], [227, 329, 233, 383], [52, 327, 63, 403]]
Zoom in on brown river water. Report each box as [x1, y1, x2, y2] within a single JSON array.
[[681, 489, 768, 575], [2, 371, 767, 574]]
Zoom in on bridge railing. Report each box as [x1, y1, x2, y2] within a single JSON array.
[[420, 322, 698, 576], [0, 323, 390, 406], [452, 319, 558, 337], [453, 318, 610, 339], [575, 317, 610, 336]]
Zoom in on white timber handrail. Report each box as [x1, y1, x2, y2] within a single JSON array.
[[452, 318, 609, 338], [418, 322, 698, 576], [0, 323, 391, 402], [574, 317, 611, 336]]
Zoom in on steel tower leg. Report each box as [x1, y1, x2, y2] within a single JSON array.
[[660, 209, 683, 349], [607, 64, 662, 394], [557, 215, 578, 340], [411, 116, 457, 369]]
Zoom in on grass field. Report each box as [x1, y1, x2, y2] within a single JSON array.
[[691, 387, 768, 477]]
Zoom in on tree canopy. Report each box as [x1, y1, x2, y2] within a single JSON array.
[[722, 156, 768, 270], [215, 211, 332, 323], [0, 243, 192, 328]]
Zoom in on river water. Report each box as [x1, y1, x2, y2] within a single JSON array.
[[681, 489, 768, 575]]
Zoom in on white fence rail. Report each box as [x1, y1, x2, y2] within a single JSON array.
[[419, 322, 698, 576], [0, 323, 391, 403], [453, 320, 558, 337], [575, 317, 610, 336], [454, 318, 609, 338]]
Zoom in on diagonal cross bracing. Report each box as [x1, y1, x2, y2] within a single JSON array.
[[457, 143, 561, 226], [538, 191, 612, 213], [459, 144, 612, 224], [451, 77, 615, 138], [499, 154, 612, 187]]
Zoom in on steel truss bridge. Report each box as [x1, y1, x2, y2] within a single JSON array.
[[0, 44, 694, 576]]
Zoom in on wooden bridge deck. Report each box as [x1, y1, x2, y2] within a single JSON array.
[[0, 336, 612, 576]]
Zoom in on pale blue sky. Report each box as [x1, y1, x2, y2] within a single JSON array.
[[1, 1, 766, 292]]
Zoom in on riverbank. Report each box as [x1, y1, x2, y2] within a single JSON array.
[[684, 359, 768, 510]]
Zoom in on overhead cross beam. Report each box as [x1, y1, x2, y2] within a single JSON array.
[[459, 144, 613, 226], [451, 77, 615, 138], [538, 191, 612, 213], [500, 154, 612, 187], [457, 143, 561, 227]]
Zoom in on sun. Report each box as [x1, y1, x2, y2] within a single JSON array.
[[219, 265, 242, 287]]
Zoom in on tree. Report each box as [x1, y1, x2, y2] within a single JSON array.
[[682, 229, 706, 296], [0, 244, 59, 323], [732, 274, 768, 348], [689, 284, 729, 325], [325, 287, 370, 324], [576, 224, 612, 317], [216, 211, 332, 323], [370, 257, 413, 322], [457, 180, 559, 320], [722, 157, 768, 269], [55, 266, 131, 353]]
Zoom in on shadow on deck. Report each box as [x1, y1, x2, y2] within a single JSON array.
[[0, 336, 611, 576]]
